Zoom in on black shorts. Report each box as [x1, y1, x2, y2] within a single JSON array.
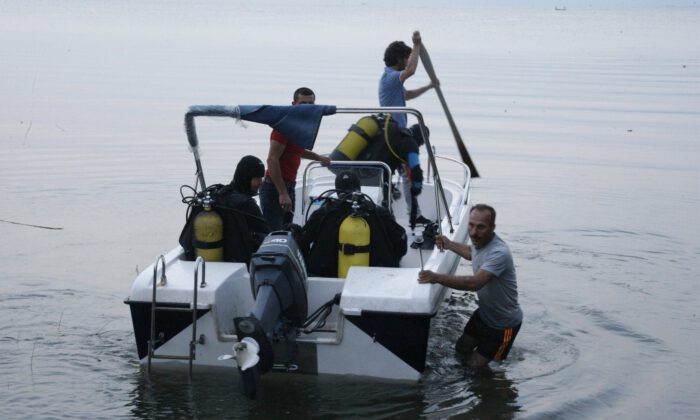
[[463, 308, 521, 361]]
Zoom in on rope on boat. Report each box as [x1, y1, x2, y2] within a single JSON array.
[[302, 293, 341, 333]]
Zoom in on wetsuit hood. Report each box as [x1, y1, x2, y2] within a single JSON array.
[[335, 170, 361, 193], [233, 155, 265, 196]]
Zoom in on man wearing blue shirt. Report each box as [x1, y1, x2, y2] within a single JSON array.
[[379, 30, 438, 128], [379, 30, 438, 224]]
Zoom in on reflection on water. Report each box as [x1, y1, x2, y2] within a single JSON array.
[[127, 343, 523, 420]]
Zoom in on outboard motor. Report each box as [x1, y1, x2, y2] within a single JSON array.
[[231, 231, 308, 398]]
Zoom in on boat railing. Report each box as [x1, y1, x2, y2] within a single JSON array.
[[433, 154, 471, 203], [433, 154, 471, 190], [301, 160, 393, 218]]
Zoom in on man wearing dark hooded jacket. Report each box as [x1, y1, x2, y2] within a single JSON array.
[[180, 155, 270, 264], [216, 155, 270, 263]]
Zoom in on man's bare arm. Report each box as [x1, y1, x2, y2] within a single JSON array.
[[266, 141, 292, 210], [436, 234, 472, 260], [301, 149, 331, 166], [400, 30, 422, 83], [418, 269, 493, 291]]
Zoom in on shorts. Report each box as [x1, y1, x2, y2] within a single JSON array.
[[463, 308, 521, 361]]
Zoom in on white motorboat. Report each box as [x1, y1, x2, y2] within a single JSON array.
[[125, 105, 473, 397]]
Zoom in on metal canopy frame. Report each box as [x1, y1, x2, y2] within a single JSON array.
[[182, 105, 457, 233]]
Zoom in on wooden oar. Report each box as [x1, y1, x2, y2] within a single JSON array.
[[419, 46, 480, 178]]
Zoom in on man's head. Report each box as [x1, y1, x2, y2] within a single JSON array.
[[468, 204, 496, 249], [334, 170, 361, 194], [383, 41, 412, 69], [409, 124, 429, 147], [233, 155, 265, 196], [293, 87, 315, 105]]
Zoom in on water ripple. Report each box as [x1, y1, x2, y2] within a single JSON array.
[[572, 305, 666, 348]]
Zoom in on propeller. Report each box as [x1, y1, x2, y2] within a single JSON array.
[[217, 337, 261, 371]]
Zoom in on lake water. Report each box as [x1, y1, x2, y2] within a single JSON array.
[[1, 1, 698, 418]]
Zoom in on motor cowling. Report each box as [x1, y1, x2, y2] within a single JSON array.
[[248, 231, 308, 327], [233, 231, 308, 384], [193, 196, 224, 261], [329, 116, 380, 161]]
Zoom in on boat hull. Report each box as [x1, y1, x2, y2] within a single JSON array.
[[125, 255, 444, 380], [126, 153, 472, 382]]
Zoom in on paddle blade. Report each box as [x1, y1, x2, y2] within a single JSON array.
[[419, 46, 480, 178]]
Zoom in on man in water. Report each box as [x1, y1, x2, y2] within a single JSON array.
[[418, 204, 523, 367], [260, 87, 331, 230], [379, 30, 438, 224]]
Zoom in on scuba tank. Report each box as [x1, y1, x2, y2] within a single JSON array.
[[193, 194, 224, 261], [329, 116, 380, 161], [337, 199, 370, 278]]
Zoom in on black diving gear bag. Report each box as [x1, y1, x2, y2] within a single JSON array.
[[298, 192, 407, 277], [179, 184, 268, 264]]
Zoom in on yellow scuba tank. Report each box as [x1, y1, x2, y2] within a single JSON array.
[[193, 196, 224, 262], [337, 203, 370, 278], [329, 116, 380, 161]]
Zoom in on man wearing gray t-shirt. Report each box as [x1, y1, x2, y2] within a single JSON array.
[[418, 204, 523, 368]]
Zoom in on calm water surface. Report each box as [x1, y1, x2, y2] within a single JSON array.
[[1, 1, 699, 418]]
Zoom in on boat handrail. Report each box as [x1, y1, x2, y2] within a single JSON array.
[[432, 154, 472, 225], [433, 154, 471, 191], [147, 255, 206, 376]]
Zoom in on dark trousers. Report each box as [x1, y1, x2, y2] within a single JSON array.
[[259, 179, 295, 231]]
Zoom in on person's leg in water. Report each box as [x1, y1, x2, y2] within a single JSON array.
[[458, 309, 521, 369], [457, 309, 494, 368], [456, 332, 490, 368]]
